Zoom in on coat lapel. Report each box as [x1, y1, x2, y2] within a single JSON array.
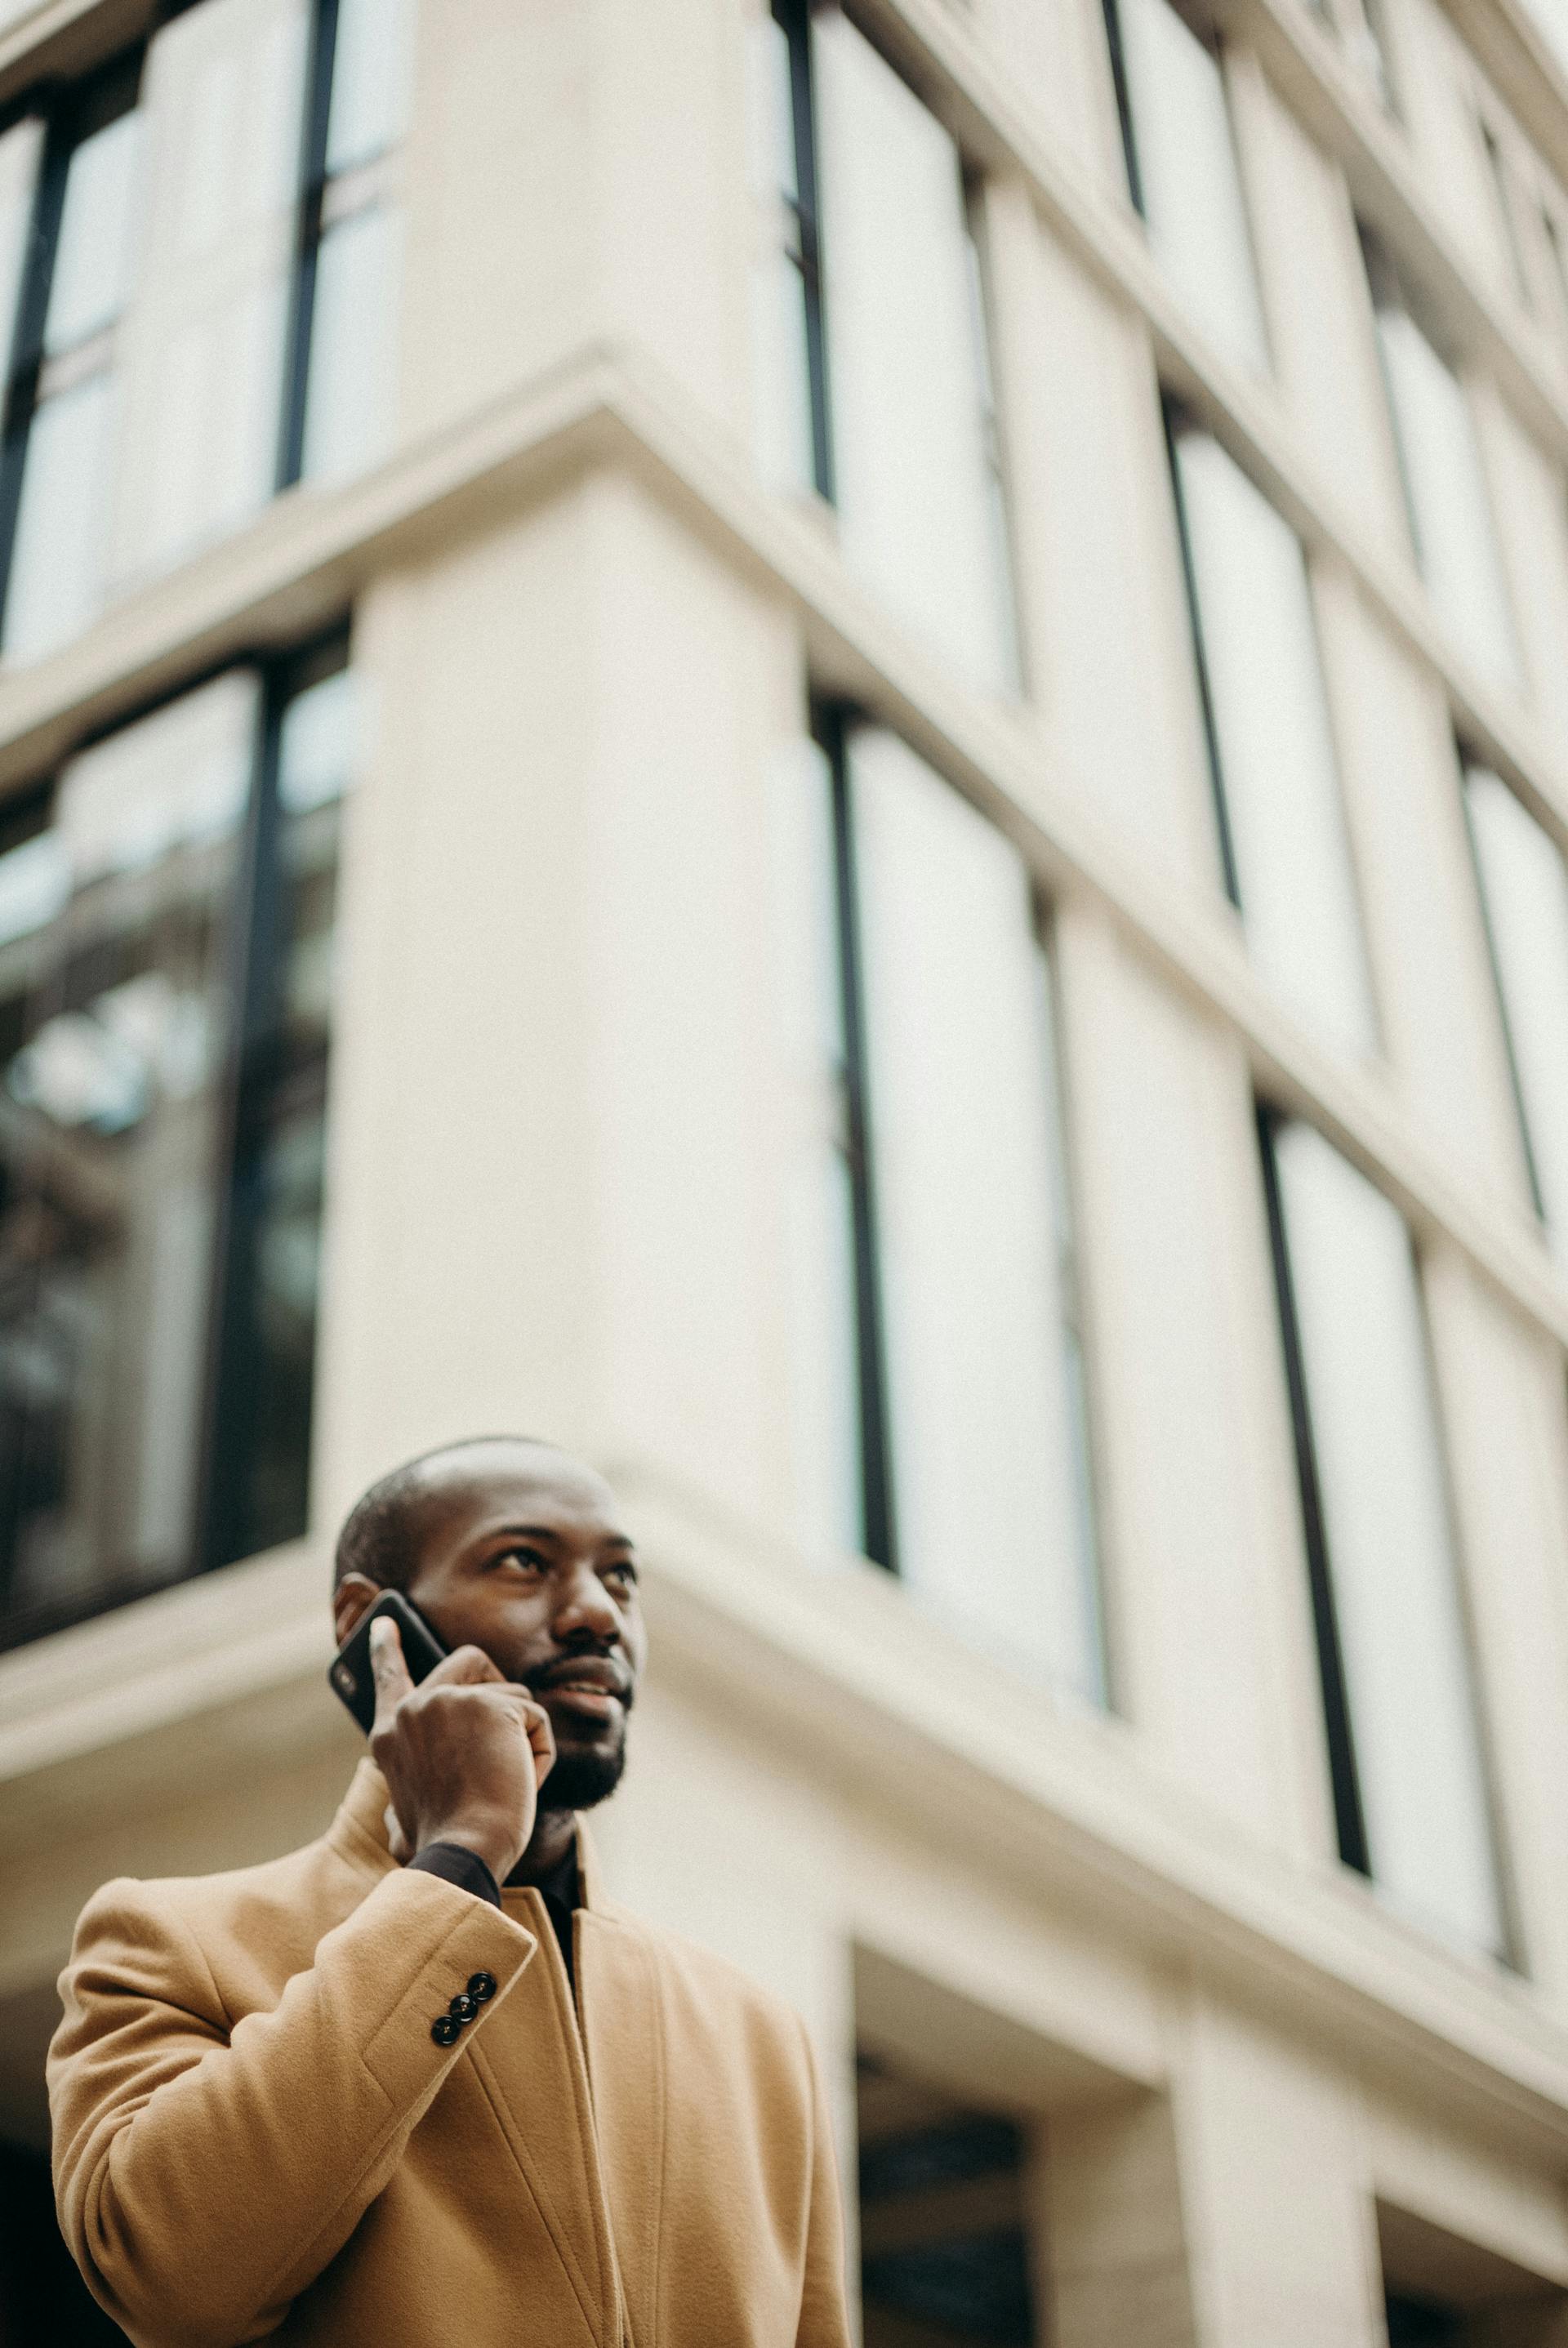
[[328, 1767, 621, 2344], [575, 1863, 667, 2348]]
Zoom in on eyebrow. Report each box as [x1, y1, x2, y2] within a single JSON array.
[[492, 1523, 635, 1553]]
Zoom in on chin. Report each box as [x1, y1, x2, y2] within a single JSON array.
[[542, 1739, 627, 1811]]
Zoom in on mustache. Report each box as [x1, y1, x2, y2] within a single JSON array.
[[523, 1652, 635, 1706]]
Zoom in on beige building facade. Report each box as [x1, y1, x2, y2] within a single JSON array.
[[5, 0, 1568, 2337]]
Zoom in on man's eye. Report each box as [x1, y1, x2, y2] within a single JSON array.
[[500, 1548, 548, 1574], [606, 1562, 638, 1588]]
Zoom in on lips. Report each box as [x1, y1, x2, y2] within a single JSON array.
[[532, 1658, 631, 1709]]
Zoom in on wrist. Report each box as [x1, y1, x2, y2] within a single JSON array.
[[418, 1812, 521, 1884]]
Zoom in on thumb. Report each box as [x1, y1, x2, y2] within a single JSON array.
[[368, 1615, 415, 1731]]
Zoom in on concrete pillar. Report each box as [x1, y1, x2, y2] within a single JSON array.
[[1038, 2090, 1200, 2347]]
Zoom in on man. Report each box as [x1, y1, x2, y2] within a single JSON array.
[[48, 1437, 852, 2348]]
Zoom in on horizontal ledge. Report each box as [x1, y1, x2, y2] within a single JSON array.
[[0, 333, 1563, 1366], [5, 1461, 1568, 2158]]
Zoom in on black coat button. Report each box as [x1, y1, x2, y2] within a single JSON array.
[[431, 2015, 461, 2047], [448, 1993, 478, 2025], [468, 1972, 497, 2003]]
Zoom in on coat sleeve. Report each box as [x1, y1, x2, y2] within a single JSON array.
[[795, 2019, 854, 2348], [48, 1867, 537, 2348]]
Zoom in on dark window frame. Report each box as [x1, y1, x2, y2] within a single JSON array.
[[1255, 1103, 1373, 1880], [0, 48, 143, 650], [768, 0, 835, 504], [0, 0, 364, 644], [812, 701, 898, 1574]]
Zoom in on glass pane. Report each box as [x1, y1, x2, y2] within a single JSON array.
[[1466, 769, 1568, 1262], [0, 118, 42, 379], [747, 13, 800, 207], [1272, 1121, 1503, 1952], [326, 0, 416, 172], [3, 372, 116, 662], [769, 738, 861, 1558], [849, 727, 1102, 1699], [137, 271, 291, 567], [276, 665, 354, 1052], [300, 202, 402, 482], [220, 1090, 326, 1559], [116, 0, 308, 573], [1116, 0, 1269, 373], [45, 109, 143, 356], [0, 675, 258, 1641], [1374, 305, 1519, 691], [813, 14, 1013, 692], [1174, 428, 1378, 1058], [207, 662, 350, 1568], [751, 252, 817, 500]]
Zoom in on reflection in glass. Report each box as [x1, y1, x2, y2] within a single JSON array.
[[326, 0, 416, 172], [1109, 0, 1269, 372], [43, 111, 143, 356], [844, 726, 1104, 1701], [1365, 238, 1520, 691], [0, 120, 43, 370], [0, 677, 255, 1632], [3, 376, 118, 664], [0, 653, 353, 1643], [1171, 421, 1378, 1059], [811, 11, 1015, 691], [1466, 768, 1568, 1264], [1267, 1119, 1504, 1954], [300, 203, 402, 482], [206, 657, 352, 1570], [749, 9, 822, 498], [125, 0, 309, 574], [768, 737, 862, 1560]]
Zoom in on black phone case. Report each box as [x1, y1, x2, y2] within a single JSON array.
[[327, 1590, 448, 1735]]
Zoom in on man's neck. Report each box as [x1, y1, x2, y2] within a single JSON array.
[[506, 1807, 577, 1887]]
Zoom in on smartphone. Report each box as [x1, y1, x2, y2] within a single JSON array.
[[328, 1589, 448, 1735]]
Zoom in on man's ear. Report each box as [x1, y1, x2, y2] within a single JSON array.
[[333, 1574, 385, 1649]]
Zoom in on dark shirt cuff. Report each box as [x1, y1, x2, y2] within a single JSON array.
[[408, 1841, 501, 1907]]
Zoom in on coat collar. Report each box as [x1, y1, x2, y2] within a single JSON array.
[[326, 1757, 608, 1905]]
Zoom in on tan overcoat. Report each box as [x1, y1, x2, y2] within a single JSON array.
[[47, 1761, 852, 2348]]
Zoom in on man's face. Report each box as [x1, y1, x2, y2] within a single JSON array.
[[397, 1445, 645, 1811]]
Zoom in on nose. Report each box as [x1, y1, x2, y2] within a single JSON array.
[[550, 1562, 621, 1646]]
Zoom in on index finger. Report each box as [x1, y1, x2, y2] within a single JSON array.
[[368, 1615, 415, 1731]]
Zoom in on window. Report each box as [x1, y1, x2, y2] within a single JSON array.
[[858, 2052, 1038, 2347], [750, 3, 1018, 693], [1102, 0, 1269, 373], [1259, 1115, 1506, 1954], [286, 0, 414, 485], [0, 642, 354, 1650], [1380, 2204, 1568, 2345], [0, 0, 412, 663], [1361, 230, 1520, 693], [1464, 765, 1568, 1264], [1167, 411, 1378, 1059], [775, 713, 1105, 1701]]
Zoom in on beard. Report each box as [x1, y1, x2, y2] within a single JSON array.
[[540, 1736, 627, 1811]]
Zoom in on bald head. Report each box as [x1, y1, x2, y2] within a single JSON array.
[[333, 1436, 570, 1595]]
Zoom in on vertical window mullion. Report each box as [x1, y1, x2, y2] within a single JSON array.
[[1256, 1107, 1372, 1879], [193, 671, 278, 1573], [774, 0, 834, 502], [0, 112, 78, 645], [276, 0, 340, 491], [817, 704, 898, 1575]]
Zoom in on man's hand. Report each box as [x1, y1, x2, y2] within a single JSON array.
[[368, 1617, 555, 1885]]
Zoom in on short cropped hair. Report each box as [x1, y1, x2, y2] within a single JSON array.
[[332, 1436, 557, 1593]]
